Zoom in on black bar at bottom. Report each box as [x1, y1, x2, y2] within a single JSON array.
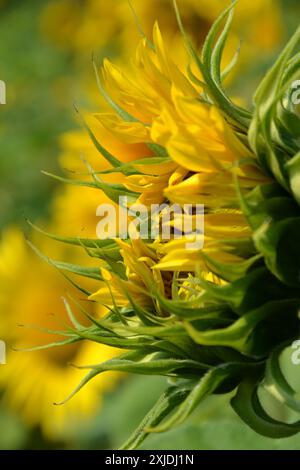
[[0, 450, 299, 466]]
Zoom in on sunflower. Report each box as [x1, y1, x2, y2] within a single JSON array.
[[34, 2, 300, 449], [86, 23, 268, 278], [52, 24, 257, 308]]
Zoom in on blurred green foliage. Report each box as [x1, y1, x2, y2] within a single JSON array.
[[0, 0, 75, 229], [2, 373, 300, 450]]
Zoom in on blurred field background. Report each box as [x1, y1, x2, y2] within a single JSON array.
[[0, 0, 300, 450]]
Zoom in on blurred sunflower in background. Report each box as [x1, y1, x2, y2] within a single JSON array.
[[41, 0, 282, 57], [40, 0, 284, 105], [0, 222, 120, 441]]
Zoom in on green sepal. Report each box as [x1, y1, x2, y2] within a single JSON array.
[[231, 375, 300, 438]]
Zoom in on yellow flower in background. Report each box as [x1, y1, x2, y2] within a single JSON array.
[[51, 184, 104, 240], [40, 0, 119, 52], [41, 0, 282, 59], [0, 108, 142, 438], [40, 0, 283, 109], [0, 227, 120, 440]]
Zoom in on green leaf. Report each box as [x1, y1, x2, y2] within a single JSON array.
[[27, 219, 117, 251], [147, 364, 241, 433], [253, 217, 300, 287], [184, 299, 300, 354], [231, 375, 300, 438], [95, 156, 171, 176], [201, 251, 262, 282], [265, 344, 300, 413], [172, 0, 250, 130], [121, 384, 192, 450], [27, 240, 102, 281], [249, 24, 300, 183], [286, 151, 300, 206], [155, 291, 230, 320], [127, 0, 155, 50], [72, 350, 208, 377], [74, 104, 124, 170], [43, 169, 138, 205], [210, 2, 235, 85]]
